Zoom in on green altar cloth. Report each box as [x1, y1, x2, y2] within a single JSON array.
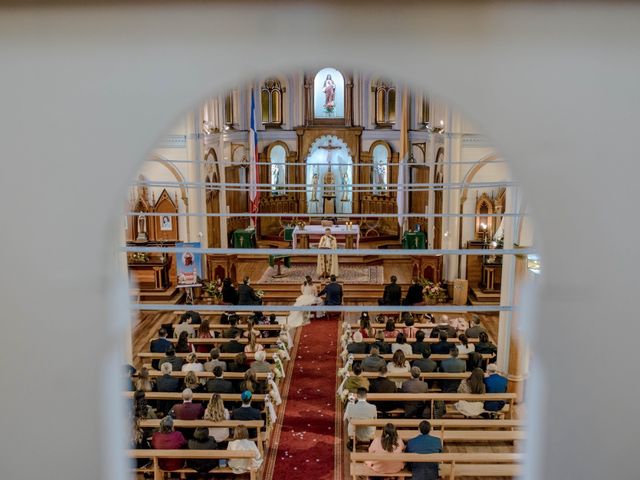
[[402, 231, 426, 249], [232, 228, 256, 248]]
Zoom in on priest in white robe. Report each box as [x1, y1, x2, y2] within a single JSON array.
[[316, 228, 339, 278]]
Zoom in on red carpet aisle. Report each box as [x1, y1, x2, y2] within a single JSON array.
[[265, 318, 341, 480]]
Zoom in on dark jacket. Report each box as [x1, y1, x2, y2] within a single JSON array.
[[222, 285, 239, 305], [430, 341, 454, 355], [156, 374, 181, 393], [221, 340, 245, 354], [405, 433, 443, 480], [404, 283, 424, 305], [371, 339, 391, 355], [401, 378, 430, 417], [412, 357, 437, 373], [361, 354, 386, 372], [411, 340, 430, 356], [381, 283, 402, 305], [318, 281, 343, 306], [205, 377, 234, 394], [475, 341, 498, 356], [346, 342, 368, 354], [187, 437, 218, 472], [232, 405, 262, 421], [439, 357, 466, 393], [159, 354, 184, 372], [369, 376, 398, 413], [150, 337, 173, 369], [238, 284, 262, 305]]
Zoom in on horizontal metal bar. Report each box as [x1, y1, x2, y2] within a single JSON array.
[[130, 304, 516, 313], [126, 211, 526, 218], [121, 246, 534, 256], [145, 159, 508, 166], [132, 180, 515, 189]]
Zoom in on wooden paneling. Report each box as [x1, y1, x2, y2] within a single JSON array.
[[465, 240, 485, 288]]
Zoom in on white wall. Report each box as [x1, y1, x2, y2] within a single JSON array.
[[2, 4, 640, 480]]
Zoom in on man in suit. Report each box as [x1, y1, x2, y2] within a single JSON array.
[[413, 348, 437, 374], [155, 363, 181, 415], [411, 330, 429, 356], [401, 367, 429, 418], [403, 278, 424, 305], [171, 388, 204, 420], [238, 276, 262, 305], [361, 346, 386, 372], [431, 331, 454, 355], [405, 421, 443, 480], [205, 366, 234, 394], [368, 366, 398, 415], [203, 348, 227, 372], [465, 314, 488, 338], [343, 388, 377, 449], [221, 329, 245, 354], [150, 328, 172, 369], [439, 347, 466, 392], [483, 363, 508, 413], [159, 348, 184, 372], [232, 390, 262, 421], [378, 275, 402, 305], [346, 331, 368, 354], [318, 274, 343, 306]]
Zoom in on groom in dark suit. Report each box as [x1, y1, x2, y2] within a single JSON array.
[[318, 274, 343, 306]]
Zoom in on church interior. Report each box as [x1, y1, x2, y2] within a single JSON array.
[[125, 68, 535, 479]]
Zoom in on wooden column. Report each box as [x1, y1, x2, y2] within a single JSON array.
[[507, 254, 531, 402]]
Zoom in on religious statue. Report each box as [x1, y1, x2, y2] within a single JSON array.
[[316, 227, 339, 278], [136, 213, 148, 242], [311, 172, 319, 202], [323, 167, 336, 214], [340, 168, 349, 202], [323, 74, 336, 113]]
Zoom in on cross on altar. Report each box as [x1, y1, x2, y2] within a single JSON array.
[[319, 140, 341, 214]]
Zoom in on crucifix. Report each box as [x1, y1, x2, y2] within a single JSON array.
[[319, 140, 341, 214]]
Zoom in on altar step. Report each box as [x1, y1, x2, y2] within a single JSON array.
[[134, 287, 185, 305], [253, 282, 411, 304], [468, 287, 501, 307]]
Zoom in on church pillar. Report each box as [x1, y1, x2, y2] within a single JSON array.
[[345, 76, 353, 127], [185, 111, 205, 243], [507, 254, 531, 402], [443, 107, 463, 281], [218, 131, 229, 248]]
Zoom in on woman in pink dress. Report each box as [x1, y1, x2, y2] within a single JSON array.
[[365, 423, 405, 474]]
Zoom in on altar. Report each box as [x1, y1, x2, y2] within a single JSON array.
[[292, 224, 360, 249]]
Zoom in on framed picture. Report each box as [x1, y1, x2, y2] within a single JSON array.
[[160, 215, 173, 231]]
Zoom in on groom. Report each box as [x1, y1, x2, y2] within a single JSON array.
[[318, 274, 343, 306]]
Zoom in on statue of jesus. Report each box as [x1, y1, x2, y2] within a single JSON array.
[[316, 227, 339, 278], [323, 168, 336, 214]]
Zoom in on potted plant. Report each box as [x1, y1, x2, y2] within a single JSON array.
[[202, 278, 223, 304], [420, 278, 448, 304]]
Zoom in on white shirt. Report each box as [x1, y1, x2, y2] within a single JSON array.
[[207, 408, 230, 442], [456, 343, 475, 355], [174, 322, 195, 338], [391, 343, 413, 357], [227, 439, 263, 473], [182, 362, 204, 373], [386, 361, 411, 388]]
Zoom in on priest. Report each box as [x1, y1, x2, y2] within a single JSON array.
[[316, 227, 339, 278]]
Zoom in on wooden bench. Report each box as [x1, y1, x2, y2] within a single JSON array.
[[138, 352, 275, 362], [144, 370, 272, 380], [361, 337, 478, 344], [162, 337, 281, 345], [124, 392, 266, 403], [348, 353, 494, 362], [349, 452, 523, 480], [360, 371, 471, 381], [129, 449, 260, 480], [363, 392, 517, 419]]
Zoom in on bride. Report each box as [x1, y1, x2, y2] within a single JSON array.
[[286, 276, 322, 328]]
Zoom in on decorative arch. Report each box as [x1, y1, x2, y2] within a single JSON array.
[[147, 154, 190, 241], [368, 140, 391, 194], [260, 77, 285, 127], [371, 77, 396, 127], [266, 141, 289, 196]]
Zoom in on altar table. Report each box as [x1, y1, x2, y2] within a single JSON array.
[[292, 224, 360, 249]]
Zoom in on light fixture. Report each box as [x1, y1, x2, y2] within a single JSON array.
[[444, 231, 449, 237], [480, 222, 487, 230]]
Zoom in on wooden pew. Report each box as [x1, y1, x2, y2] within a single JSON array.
[[124, 392, 266, 403], [348, 353, 494, 362], [363, 392, 517, 419], [349, 452, 523, 479], [138, 352, 275, 362], [162, 337, 280, 345], [361, 337, 478, 344], [144, 370, 272, 380], [129, 449, 260, 480]]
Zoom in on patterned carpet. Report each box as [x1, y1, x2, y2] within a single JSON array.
[[258, 263, 384, 284]]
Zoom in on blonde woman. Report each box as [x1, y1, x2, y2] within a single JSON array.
[[204, 393, 231, 443], [244, 332, 264, 354], [226, 426, 263, 474], [183, 370, 204, 393], [181, 352, 204, 373], [134, 367, 154, 392], [386, 350, 411, 388], [239, 370, 263, 394]]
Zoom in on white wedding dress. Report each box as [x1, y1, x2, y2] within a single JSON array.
[[286, 283, 322, 328]]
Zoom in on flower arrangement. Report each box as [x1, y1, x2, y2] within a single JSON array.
[[130, 252, 149, 263], [294, 220, 306, 230], [419, 278, 448, 303], [203, 279, 223, 300], [255, 289, 265, 299]]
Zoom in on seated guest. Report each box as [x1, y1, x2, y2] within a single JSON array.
[[343, 363, 370, 393], [466, 350, 484, 372], [413, 348, 437, 374], [226, 426, 263, 474], [412, 330, 430, 356], [171, 388, 204, 420], [465, 314, 487, 338], [368, 366, 398, 414], [401, 366, 429, 418], [151, 416, 187, 471], [159, 348, 184, 372], [204, 348, 227, 372], [358, 314, 374, 339], [383, 318, 399, 339], [483, 363, 508, 413], [195, 320, 215, 353], [239, 370, 265, 394], [232, 391, 262, 421], [182, 352, 204, 373], [248, 350, 272, 374], [156, 362, 180, 392], [222, 314, 241, 338], [379, 275, 402, 305], [455, 367, 486, 417], [124, 364, 136, 391], [347, 331, 368, 354], [456, 334, 475, 355], [227, 352, 250, 373], [387, 350, 411, 388], [405, 420, 443, 480], [175, 331, 195, 354], [204, 393, 231, 444], [430, 331, 454, 355], [133, 390, 157, 419], [391, 332, 413, 356], [439, 348, 466, 392], [402, 313, 418, 338], [242, 318, 261, 339], [475, 332, 498, 357], [365, 423, 405, 475], [361, 346, 386, 373], [183, 370, 205, 394], [238, 276, 262, 305], [429, 316, 456, 339], [221, 329, 245, 354], [174, 313, 196, 338], [221, 277, 239, 305], [343, 388, 377, 448], [371, 330, 391, 355], [206, 366, 234, 394], [403, 278, 424, 305], [130, 416, 151, 468], [244, 331, 264, 354], [187, 427, 218, 474], [134, 367, 154, 392], [150, 328, 172, 369]]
